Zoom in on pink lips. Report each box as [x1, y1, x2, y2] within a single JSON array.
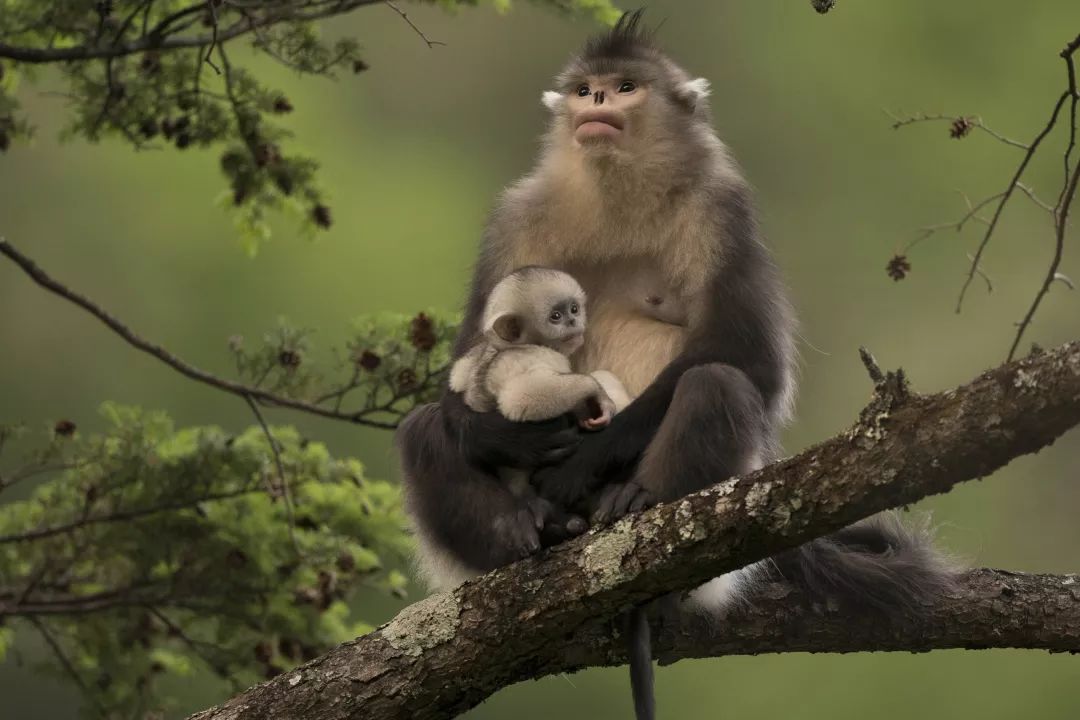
[[574, 110, 624, 141]]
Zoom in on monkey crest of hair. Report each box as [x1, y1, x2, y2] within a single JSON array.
[[583, 8, 657, 63]]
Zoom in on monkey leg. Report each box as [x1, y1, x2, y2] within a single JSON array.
[[397, 399, 588, 589], [397, 404, 547, 582], [499, 467, 588, 541], [592, 364, 768, 523]]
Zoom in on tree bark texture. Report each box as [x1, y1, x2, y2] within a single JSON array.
[[190, 341, 1080, 720]]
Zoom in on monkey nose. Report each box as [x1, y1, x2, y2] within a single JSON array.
[[594, 90, 605, 105]]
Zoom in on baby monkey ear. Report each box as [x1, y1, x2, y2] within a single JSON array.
[[541, 91, 563, 112], [491, 314, 524, 343], [676, 78, 711, 111]]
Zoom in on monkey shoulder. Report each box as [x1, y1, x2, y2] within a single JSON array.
[[486, 345, 570, 390], [448, 348, 480, 395], [449, 344, 503, 412]]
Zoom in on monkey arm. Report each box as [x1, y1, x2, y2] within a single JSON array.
[[495, 371, 607, 423], [441, 390, 580, 471], [531, 356, 702, 504], [590, 370, 631, 413]]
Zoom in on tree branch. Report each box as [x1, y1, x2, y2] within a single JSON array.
[[0, 238, 403, 429], [553, 569, 1080, 669], [189, 340, 1080, 720], [0, 1, 386, 64], [888, 31, 1080, 354]]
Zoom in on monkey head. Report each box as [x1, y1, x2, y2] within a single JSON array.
[[482, 267, 587, 355], [541, 10, 712, 157]]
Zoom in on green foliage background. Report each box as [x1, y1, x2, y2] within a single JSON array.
[[1, 0, 1079, 718]]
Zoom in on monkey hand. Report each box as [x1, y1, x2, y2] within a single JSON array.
[[578, 393, 617, 431], [443, 391, 581, 470], [540, 512, 589, 546], [590, 480, 656, 525], [531, 429, 620, 505], [490, 496, 545, 560]]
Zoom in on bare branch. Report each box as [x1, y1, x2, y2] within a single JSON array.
[[902, 190, 1000, 254], [887, 110, 1030, 150], [857, 346, 884, 384], [966, 253, 994, 293], [189, 340, 1080, 720], [1007, 151, 1080, 359], [243, 393, 300, 554], [957, 92, 1070, 314], [892, 32, 1080, 353], [384, 0, 446, 49], [1007, 34, 1080, 360], [0, 239, 402, 429]]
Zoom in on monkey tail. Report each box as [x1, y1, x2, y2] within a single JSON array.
[[768, 511, 958, 612], [626, 606, 655, 720]]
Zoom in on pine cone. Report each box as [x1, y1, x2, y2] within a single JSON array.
[[312, 204, 332, 229], [54, 419, 77, 437], [950, 116, 975, 139], [409, 313, 437, 351], [397, 368, 418, 391], [278, 349, 302, 370], [886, 254, 912, 281], [356, 350, 381, 371]]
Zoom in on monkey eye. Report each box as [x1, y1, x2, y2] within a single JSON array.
[[549, 310, 562, 323], [576, 84, 591, 97], [569, 303, 579, 314], [618, 80, 637, 93]]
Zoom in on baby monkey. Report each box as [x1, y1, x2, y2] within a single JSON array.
[[449, 267, 630, 524]]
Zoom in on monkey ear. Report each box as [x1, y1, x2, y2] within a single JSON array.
[[541, 91, 563, 112], [676, 78, 711, 111], [490, 314, 524, 344]]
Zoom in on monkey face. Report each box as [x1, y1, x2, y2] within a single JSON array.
[[566, 75, 648, 145], [483, 268, 588, 355], [543, 52, 713, 160], [536, 295, 586, 355]]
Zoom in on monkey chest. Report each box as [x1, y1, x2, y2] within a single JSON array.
[[566, 262, 694, 397]]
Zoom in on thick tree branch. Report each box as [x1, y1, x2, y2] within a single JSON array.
[[189, 340, 1080, 720], [556, 569, 1080, 669]]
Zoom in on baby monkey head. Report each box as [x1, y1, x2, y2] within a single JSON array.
[[541, 9, 712, 156], [482, 267, 587, 355]]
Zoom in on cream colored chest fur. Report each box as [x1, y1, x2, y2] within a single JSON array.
[[497, 182, 718, 397]]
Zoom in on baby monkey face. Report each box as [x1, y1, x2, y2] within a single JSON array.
[[483, 267, 589, 353], [537, 294, 586, 354]]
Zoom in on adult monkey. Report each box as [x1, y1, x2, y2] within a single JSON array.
[[398, 9, 951, 714]]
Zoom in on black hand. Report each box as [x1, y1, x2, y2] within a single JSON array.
[[491, 502, 543, 560], [538, 506, 589, 547], [591, 480, 655, 525], [532, 427, 633, 506], [442, 391, 581, 470]]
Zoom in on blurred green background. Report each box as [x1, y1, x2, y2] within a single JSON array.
[[2, 0, 1079, 718]]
